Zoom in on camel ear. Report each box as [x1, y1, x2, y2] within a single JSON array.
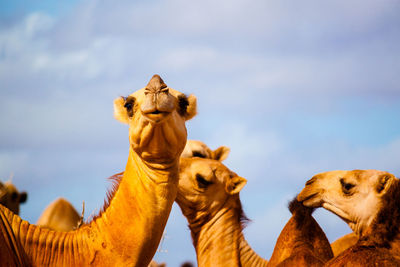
[[212, 146, 230, 161], [19, 192, 27, 203], [226, 176, 247, 195], [114, 97, 129, 124], [185, 94, 197, 121], [375, 173, 395, 195]]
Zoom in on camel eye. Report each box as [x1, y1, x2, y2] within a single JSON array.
[[124, 102, 132, 109], [192, 151, 206, 158], [340, 178, 355, 195], [123, 96, 136, 117], [196, 174, 213, 189]]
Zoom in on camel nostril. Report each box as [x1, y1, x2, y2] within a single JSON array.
[[160, 87, 169, 94]]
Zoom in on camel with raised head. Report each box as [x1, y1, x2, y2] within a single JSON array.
[[0, 74, 197, 266], [268, 198, 333, 267], [298, 169, 400, 266], [0, 180, 27, 215], [176, 157, 267, 267]]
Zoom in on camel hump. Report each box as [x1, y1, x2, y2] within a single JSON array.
[[37, 198, 81, 232]]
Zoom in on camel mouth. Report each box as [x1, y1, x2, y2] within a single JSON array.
[[298, 192, 322, 207], [142, 110, 171, 123]]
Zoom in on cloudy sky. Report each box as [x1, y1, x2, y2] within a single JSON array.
[[1, 0, 400, 265]]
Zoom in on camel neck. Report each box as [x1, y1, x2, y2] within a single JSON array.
[[192, 206, 267, 267], [89, 147, 179, 265], [1, 146, 180, 266], [238, 236, 268, 267]]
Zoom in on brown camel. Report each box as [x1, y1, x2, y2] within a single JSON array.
[[176, 157, 267, 267], [268, 198, 333, 267], [0, 180, 27, 215], [0, 74, 197, 266], [298, 169, 400, 266]]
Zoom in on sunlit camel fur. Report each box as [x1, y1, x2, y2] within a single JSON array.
[[0, 74, 197, 266], [33, 140, 216, 266], [298, 169, 400, 266], [0, 180, 27, 215], [176, 157, 268, 267], [268, 199, 333, 267], [36, 199, 166, 267], [181, 140, 230, 161], [330, 232, 357, 257]]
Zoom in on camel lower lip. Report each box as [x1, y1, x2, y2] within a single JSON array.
[[299, 192, 318, 203], [143, 111, 170, 122]]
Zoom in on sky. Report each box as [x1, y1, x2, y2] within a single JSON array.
[[0, 0, 400, 265]]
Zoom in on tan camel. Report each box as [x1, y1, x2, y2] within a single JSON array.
[[33, 140, 219, 266], [176, 157, 333, 267], [298, 169, 400, 266], [176, 157, 267, 267], [0, 180, 27, 215], [36, 198, 166, 267], [268, 198, 333, 267], [0, 74, 197, 266]]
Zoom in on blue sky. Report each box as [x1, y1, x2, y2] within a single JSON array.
[[1, 0, 400, 265]]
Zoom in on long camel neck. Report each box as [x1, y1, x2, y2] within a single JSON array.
[[2, 147, 178, 266], [90, 147, 179, 265], [192, 208, 267, 267]]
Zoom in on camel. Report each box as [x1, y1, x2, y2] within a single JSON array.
[[33, 140, 220, 266], [0, 74, 197, 266], [176, 156, 333, 267], [0, 180, 27, 215], [268, 198, 333, 267], [298, 169, 400, 266], [176, 157, 267, 267]]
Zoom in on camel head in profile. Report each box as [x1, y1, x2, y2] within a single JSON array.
[[298, 170, 396, 237], [177, 158, 247, 229], [298, 170, 400, 266], [0, 181, 27, 215], [114, 74, 197, 166]]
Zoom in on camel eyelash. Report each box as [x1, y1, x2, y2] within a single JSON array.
[[196, 174, 213, 189]]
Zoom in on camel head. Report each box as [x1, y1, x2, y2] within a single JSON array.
[[114, 75, 197, 165], [0, 181, 28, 215], [297, 170, 396, 236], [181, 140, 230, 161], [176, 157, 247, 230]]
